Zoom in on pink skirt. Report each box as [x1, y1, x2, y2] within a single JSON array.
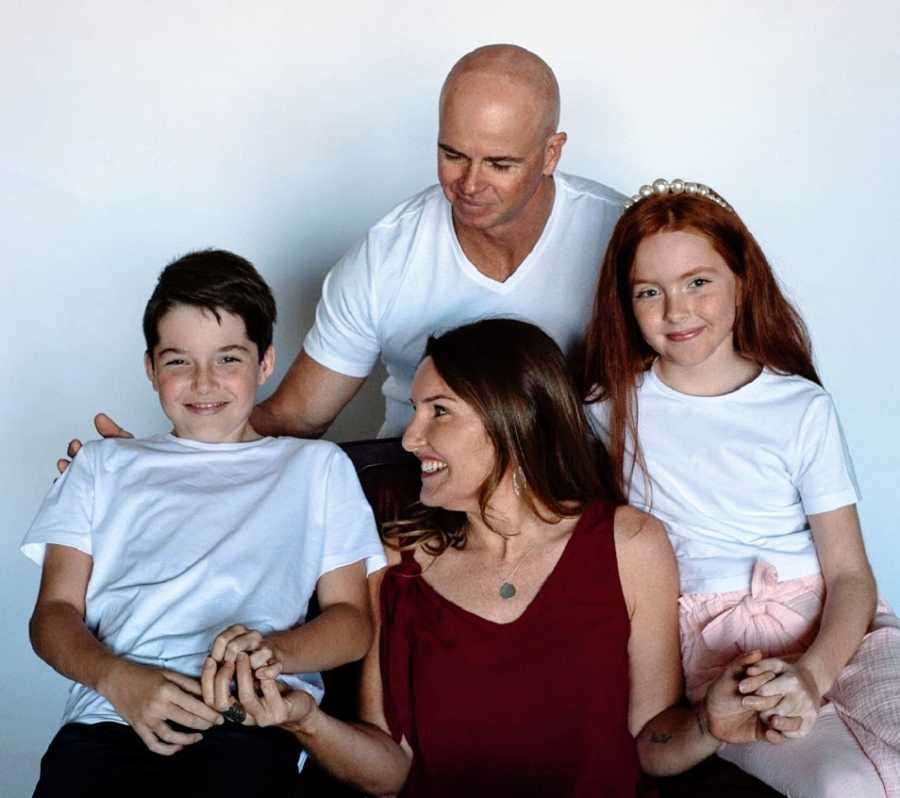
[[679, 560, 900, 795]]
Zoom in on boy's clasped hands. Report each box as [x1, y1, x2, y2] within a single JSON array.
[[99, 623, 314, 757], [200, 624, 315, 732]]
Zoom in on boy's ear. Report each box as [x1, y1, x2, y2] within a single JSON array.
[[144, 352, 159, 391], [258, 345, 276, 386]]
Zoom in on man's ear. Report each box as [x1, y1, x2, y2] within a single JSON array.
[[542, 131, 567, 175], [258, 345, 276, 385], [144, 352, 158, 391]]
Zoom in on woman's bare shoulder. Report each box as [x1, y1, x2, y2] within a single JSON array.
[[613, 504, 665, 544], [612, 505, 679, 620], [613, 505, 677, 574]]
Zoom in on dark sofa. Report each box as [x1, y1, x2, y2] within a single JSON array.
[[294, 439, 781, 796]]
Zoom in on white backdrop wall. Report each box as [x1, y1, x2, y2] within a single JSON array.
[[3, 1, 898, 792]]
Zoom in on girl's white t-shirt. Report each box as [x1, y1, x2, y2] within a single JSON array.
[[587, 367, 860, 594]]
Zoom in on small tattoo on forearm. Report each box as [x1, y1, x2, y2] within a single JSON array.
[[695, 706, 707, 737], [650, 732, 672, 744]]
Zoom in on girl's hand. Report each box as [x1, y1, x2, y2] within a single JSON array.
[[234, 653, 317, 729], [741, 656, 822, 738], [703, 650, 800, 744]]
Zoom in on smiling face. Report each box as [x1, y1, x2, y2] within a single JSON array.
[[401, 357, 496, 513], [631, 229, 743, 390], [437, 72, 564, 234], [145, 304, 274, 443]]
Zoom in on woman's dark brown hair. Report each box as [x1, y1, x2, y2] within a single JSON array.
[[384, 318, 622, 554], [583, 191, 820, 500]]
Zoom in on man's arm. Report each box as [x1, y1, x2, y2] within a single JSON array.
[[30, 544, 223, 754], [250, 349, 366, 439]]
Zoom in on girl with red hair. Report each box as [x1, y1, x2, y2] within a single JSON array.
[[584, 180, 899, 797]]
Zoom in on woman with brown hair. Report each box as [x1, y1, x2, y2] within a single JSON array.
[[214, 318, 775, 796]]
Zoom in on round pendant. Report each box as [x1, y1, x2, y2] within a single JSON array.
[[499, 582, 517, 600]]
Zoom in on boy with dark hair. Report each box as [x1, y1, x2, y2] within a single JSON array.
[[23, 250, 385, 796]]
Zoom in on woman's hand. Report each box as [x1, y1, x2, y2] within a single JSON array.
[[704, 650, 802, 744], [201, 624, 283, 720], [740, 656, 822, 738], [233, 653, 317, 729]]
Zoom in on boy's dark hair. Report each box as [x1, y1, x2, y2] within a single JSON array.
[[143, 249, 277, 359]]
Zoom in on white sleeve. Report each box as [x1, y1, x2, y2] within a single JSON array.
[[794, 392, 861, 516], [318, 447, 387, 578], [584, 397, 612, 447], [302, 236, 381, 378], [21, 442, 97, 565]]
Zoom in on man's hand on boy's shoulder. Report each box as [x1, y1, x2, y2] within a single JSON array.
[[56, 413, 133, 475], [98, 659, 223, 755]]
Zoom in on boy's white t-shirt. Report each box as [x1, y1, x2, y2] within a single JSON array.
[[303, 172, 625, 436], [22, 434, 387, 729], [587, 367, 860, 594]]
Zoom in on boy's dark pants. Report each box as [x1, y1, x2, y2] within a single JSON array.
[[34, 721, 304, 797]]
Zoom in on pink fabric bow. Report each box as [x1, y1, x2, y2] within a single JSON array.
[[700, 561, 808, 656]]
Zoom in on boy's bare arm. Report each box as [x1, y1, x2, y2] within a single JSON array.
[[273, 559, 373, 671], [207, 560, 373, 676], [30, 544, 222, 755]]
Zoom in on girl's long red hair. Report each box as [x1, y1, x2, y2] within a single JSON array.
[[583, 192, 820, 500]]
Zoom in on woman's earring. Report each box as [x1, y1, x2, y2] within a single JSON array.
[[512, 466, 526, 497]]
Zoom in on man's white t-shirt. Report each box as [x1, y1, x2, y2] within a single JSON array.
[[22, 434, 387, 729], [587, 367, 860, 594], [304, 172, 625, 436]]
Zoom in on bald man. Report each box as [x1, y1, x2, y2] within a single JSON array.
[[252, 44, 625, 438], [65, 45, 624, 458]]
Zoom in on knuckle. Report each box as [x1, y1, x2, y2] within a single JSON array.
[[225, 641, 243, 657]]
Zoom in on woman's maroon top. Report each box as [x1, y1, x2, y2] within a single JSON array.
[[380, 500, 645, 797]]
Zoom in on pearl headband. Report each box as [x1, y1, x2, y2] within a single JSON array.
[[623, 178, 733, 213]]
